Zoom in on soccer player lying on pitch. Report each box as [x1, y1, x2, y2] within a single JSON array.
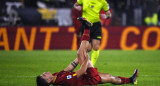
[[36, 50, 138, 86], [36, 18, 138, 86]]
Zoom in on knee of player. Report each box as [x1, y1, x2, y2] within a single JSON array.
[[107, 74, 115, 82], [106, 74, 112, 78], [100, 74, 113, 83]]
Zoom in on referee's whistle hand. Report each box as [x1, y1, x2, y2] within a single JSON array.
[[100, 14, 107, 19]]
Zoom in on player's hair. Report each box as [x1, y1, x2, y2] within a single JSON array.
[[36, 76, 50, 86]]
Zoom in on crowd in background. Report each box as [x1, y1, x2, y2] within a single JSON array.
[[108, 0, 160, 26], [0, 0, 160, 26]]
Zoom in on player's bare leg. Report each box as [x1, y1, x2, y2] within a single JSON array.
[[98, 69, 139, 84], [98, 73, 121, 84], [83, 49, 94, 68], [77, 40, 90, 65]]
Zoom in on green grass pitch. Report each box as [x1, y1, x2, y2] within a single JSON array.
[[0, 50, 160, 86]]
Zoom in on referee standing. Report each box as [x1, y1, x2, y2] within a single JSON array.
[[74, 0, 112, 66]]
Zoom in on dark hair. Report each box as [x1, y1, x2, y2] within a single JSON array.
[[36, 76, 50, 86]]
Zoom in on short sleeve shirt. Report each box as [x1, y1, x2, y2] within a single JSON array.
[[77, 0, 109, 23]]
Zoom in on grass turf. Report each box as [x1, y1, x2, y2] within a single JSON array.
[[0, 50, 160, 86]]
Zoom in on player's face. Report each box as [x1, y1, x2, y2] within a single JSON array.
[[40, 72, 53, 82]]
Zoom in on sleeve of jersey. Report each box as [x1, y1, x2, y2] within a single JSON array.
[[102, 1, 110, 11], [77, 0, 82, 5]]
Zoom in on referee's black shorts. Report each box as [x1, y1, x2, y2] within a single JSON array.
[[81, 22, 102, 41]]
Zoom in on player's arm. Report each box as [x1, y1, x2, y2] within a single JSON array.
[[73, 2, 82, 11], [63, 58, 79, 72], [75, 52, 89, 78]]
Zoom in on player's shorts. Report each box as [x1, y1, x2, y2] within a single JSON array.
[[77, 68, 101, 85], [85, 68, 101, 85], [81, 22, 102, 41]]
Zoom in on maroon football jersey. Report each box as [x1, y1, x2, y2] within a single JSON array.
[[52, 68, 101, 85], [52, 71, 77, 85]]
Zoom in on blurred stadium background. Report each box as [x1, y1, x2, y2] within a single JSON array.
[[0, 0, 160, 26], [0, 0, 160, 86]]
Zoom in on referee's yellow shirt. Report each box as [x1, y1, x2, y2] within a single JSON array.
[[77, 0, 109, 23]]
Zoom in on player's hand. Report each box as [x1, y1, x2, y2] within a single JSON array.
[[100, 14, 111, 19], [105, 10, 112, 19], [100, 14, 107, 19]]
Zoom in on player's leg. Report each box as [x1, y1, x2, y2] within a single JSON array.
[[77, 40, 94, 67], [98, 69, 138, 84], [91, 39, 100, 66], [77, 24, 90, 65], [77, 40, 90, 66], [98, 73, 121, 84], [77, 17, 92, 66]]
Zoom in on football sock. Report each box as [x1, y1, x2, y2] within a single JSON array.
[[118, 76, 131, 84], [81, 29, 90, 41], [91, 49, 100, 66]]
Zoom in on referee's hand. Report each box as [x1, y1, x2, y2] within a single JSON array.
[[100, 14, 111, 19], [100, 14, 107, 19]]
